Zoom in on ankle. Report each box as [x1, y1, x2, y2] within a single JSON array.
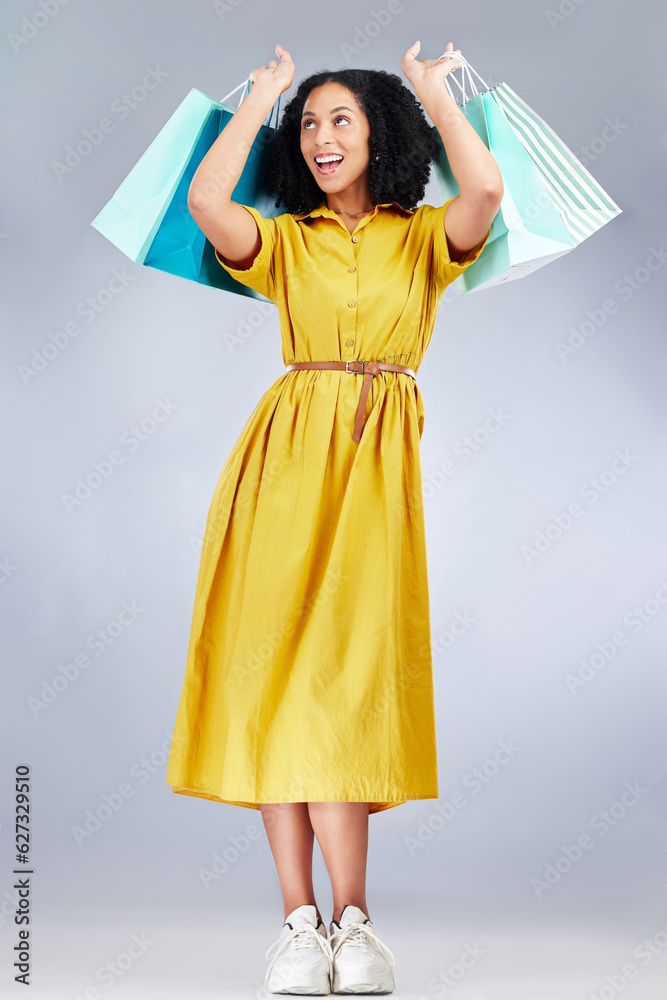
[[284, 902, 323, 925]]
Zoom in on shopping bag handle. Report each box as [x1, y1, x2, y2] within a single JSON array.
[[219, 76, 281, 128], [436, 51, 489, 106]]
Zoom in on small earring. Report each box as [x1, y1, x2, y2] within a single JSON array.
[[375, 154, 379, 160]]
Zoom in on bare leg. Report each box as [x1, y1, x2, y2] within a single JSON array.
[[307, 802, 370, 924], [259, 802, 323, 925]]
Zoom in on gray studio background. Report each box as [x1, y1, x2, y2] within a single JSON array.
[[2, 0, 667, 997]]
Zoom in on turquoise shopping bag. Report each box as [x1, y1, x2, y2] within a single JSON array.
[[91, 80, 281, 303], [432, 54, 622, 295]]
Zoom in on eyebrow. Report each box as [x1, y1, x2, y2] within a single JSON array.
[[301, 105, 355, 119]]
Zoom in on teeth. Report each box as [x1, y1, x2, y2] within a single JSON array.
[[316, 154, 343, 163]]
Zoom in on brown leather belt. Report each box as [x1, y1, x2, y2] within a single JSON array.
[[284, 360, 417, 443]]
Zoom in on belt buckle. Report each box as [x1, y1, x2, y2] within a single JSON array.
[[346, 360, 365, 374]]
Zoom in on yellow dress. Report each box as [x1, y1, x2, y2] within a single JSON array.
[[165, 197, 490, 814]]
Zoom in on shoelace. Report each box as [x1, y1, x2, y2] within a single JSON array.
[[264, 924, 334, 979], [329, 921, 396, 967]]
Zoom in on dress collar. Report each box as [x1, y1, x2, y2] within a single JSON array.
[[292, 201, 415, 221]]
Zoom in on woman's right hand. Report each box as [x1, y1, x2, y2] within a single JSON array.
[[248, 44, 294, 99]]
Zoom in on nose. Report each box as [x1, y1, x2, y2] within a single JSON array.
[[317, 122, 337, 142]]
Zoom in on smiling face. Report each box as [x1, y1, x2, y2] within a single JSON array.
[[299, 82, 372, 204]]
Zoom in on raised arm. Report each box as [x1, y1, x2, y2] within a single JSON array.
[[187, 45, 294, 269], [401, 41, 503, 261]]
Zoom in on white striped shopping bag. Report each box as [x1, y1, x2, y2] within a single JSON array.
[[432, 53, 623, 294]]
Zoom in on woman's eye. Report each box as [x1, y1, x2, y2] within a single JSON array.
[[304, 116, 348, 129]]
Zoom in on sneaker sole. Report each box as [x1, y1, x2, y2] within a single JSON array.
[[265, 974, 331, 995], [266, 988, 330, 996], [332, 982, 394, 995], [266, 990, 330, 997], [332, 990, 393, 996]]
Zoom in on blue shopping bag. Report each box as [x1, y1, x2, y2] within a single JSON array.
[[431, 54, 622, 295], [91, 80, 281, 303]]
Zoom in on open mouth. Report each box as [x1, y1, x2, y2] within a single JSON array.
[[315, 155, 344, 175]]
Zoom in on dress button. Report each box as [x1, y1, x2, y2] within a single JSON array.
[[348, 265, 356, 272], [346, 338, 355, 347], [351, 235, 358, 243], [348, 300, 356, 308]]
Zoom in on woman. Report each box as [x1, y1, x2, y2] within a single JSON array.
[[166, 40, 502, 995]]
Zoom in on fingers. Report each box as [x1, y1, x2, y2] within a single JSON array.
[[403, 39, 420, 62], [405, 39, 461, 59]]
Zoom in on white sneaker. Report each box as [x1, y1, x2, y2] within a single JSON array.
[[264, 903, 334, 995], [328, 905, 396, 994]]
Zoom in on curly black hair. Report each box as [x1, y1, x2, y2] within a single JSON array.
[[264, 68, 441, 215]]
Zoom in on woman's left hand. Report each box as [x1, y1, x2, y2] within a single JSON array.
[[401, 40, 462, 93]]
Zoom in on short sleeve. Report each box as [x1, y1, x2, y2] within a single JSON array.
[[213, 204, 278, 302], [421, 198, 492, 288]]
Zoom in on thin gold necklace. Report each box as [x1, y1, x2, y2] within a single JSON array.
[[337, 207, 373, 218]]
